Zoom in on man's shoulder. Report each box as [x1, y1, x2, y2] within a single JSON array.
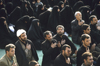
[[0, 55, 7, 64], [71, 19, 76, 23], [53, 34, 57, 38], [42, 40, 47, 45]]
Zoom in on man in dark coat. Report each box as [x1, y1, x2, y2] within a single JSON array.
[[53, 25, 77, 54], [15, 29, 38, 66], [71, 11, 84, 45], [54, 44, 72, 66], [42, 31, 61, 66], [77, 34, 91, 66]]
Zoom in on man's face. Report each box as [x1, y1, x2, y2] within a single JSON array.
[[92, 17, 98, 25], [45, 33, 52, 41], [7, 48, 15, 58], [57, 27, 64, 36], [84, 27, 91, 34], [82, 38, 91, 47], [64, 47, 72, 57], [35, 64, 40, 66], [76, 13, 82, 20], [61, 4, 64, 8], [86, 56, 94, 66], [19, 33, 27, 41]]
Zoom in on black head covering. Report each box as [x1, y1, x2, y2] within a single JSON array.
[[60, 5, 74, 34], [58, 1, 64, 10], [47, 6, 60, 34], [12, 0, 22, 8], [15, 15, 30, 32], [27, 19, 44, 50], [39, 10, 51, 32], [0, 8, 7, 18], [8, 6, 22, 25], [5, 2, 13, 15], [0, 0, 5, 9], [68, 0, 78, 7], [73, 1, 84, 13], [79, 6, 90, 24], [91, 4, 100, 19], [0, 17, 17, 48]]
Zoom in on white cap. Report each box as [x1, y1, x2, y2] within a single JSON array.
[[16, 29, 26, 37]]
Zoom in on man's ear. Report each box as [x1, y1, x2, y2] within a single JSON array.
[[84, 59, 86, 63]]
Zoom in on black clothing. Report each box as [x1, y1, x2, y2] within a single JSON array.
[[60, 5, 74, 34], [27, 19, 44, 50], [79, 6, 90, 24], [77, 45, 86, 66], [47, 6, 60, 34], [71, 19, 84, 44], [53, 34, 76, 54], [39, 10, 51, 32], [41, 40, 61, 66], [96, 55, 100, 66], [0, 17, 17, 49], [73, 1, 84, 13], [54, 53, 72, 66], [58, 1, 64, 11], [15, 15, 30, 32], [15, 39, 38, 66], [0, 8, 7, 18]]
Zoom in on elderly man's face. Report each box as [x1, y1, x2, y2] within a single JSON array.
[[76, 13, 82, 20]]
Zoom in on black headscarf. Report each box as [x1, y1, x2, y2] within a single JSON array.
[[73, 1, 84, 13], [27, 19, 44, 50], [5, 2, 14, 15], [91, 4, 100, 19], [0, 17, 17, 48], [8, 6, 22, 25], [0, 8, 7, 18], [60, 5, 74, 34], [15, 15, 30, 32], [0, 0, 5, 9], [47, 6, 60, 34], [58, 1, 64, 10], [79, 6, 90, 24], [39, 10, 51, 32]]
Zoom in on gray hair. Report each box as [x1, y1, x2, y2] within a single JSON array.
[[75, 11, 81, 16], [56, 25, 64, 30]]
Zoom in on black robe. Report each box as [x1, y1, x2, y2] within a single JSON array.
[[91, 4, 100, 19], [0, 0, 5, 10], [27, 19, 44, 50], [8, 6, 22, 25], [60, 5, 74, 34], [0, 17, 17, 49], [79, 6, 90, 24], [15, 39, 38, 66], [15, 15, 30, 32], [58, 1, 64, 11], [73, 1, 84, 13], [39, 10, 51, 32], [0, 8, 7, 19], [47, 6, 60, 34]]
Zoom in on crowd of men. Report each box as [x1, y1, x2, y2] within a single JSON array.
[[0, 0, 100, 66]]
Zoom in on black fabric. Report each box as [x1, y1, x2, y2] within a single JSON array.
[[96, 56, 100, 66], [12, 0, 22, 8], [68, 0, 78, 7], [73, 1, 84, 13], [58, 1, 64, 10], [15, 15, 30, 32], [54, 53, 72, 66], [21, 1, 34, 16], [41, 40, 61, 66], [53, 34, 76, 54], [0, 8, 7, 18], [0, 17, 17, 49], [47, 6, 60, 34], [60, 5, 74, 34], [8, 6, 22, 25], [15, 39, 38, 66], [39, 10, 51, 32], [71, 19, 84, 44], [79, 6, 90, 24], [5, 2, 14, 15], [0, 0, 5, 10], [27, 19, 44, 50], [77, 45, 86, 66], [91, 4, 100, 19], [37, 5, 47, 18]]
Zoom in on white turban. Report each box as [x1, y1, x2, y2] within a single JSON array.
[[16, 29, 26, 37]]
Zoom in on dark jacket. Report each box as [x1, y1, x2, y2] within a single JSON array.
[[53, 34, 76, 54], [15, 39, 38, 66], [54, 53, 72, 66], [41, 40, 61, 66], [71, 19, 83, 44], [77, 45, 86, 66]]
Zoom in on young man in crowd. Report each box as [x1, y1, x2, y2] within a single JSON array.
[[0, 44, 19, 66]]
